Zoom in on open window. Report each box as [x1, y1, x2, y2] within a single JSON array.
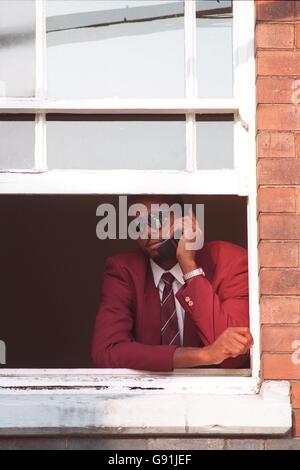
[[0, 193, 248, 369], [0, 1, 265, 430]]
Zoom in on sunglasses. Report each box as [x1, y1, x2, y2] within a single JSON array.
[[134, 210, 172, 234]]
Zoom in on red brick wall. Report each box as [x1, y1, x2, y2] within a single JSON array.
[[256, 0, 300, 437]]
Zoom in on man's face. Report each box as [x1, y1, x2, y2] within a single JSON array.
[[132, 196, 179, 261]]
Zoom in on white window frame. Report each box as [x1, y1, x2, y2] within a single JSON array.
[[0, 1, 260, 401]]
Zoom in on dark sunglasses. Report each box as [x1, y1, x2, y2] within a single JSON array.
[[134, 210, 171, 234]]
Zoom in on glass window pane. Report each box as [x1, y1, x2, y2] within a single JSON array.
[[46, 0, 184, 98], [0, 0, 35, 97], [47, 115, 186, 170], [196, 115, 234, 170], [0, 116, 35, 170], [196, 0, 233, 98]]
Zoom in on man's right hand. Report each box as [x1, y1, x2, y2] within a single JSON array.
[[173, 327, 253, 369], [206, 327, 253, 365]]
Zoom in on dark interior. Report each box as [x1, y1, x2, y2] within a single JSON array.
[[0, 195, 247, 368]]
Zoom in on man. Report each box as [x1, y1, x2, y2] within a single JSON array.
[[92, 195, 253, 371]]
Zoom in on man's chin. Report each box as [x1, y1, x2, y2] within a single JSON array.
[[149, 251, 161, 261], [144, 242, 161, 258], [145, 245, 160, 259]]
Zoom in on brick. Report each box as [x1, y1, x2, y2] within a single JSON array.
[[291, 79, 300, 106], [265, 439, 300, 450], [258, 159, 300, 185], [259, 242, 298, 267], [292, 383, 300, 408], [0, 438, 67, 450], [257, 51, 300, 76], [294, 411, 300, 437], [260, 214, 300, 239], [148, 438, 224, 450], [256, 1, 295, 22], [297, 189, 300, 213], [258, 187, 296, 213], [296, 2, 300, 19], [68, 438, 225, 451], [296, 134, 300, 157], [262, 326, 300, 352], [257, 79, 296, 105], [263, 354, 300, 380], [67, 438, 148, 450], [256, 24, 294, 49], [297, 24, 300, 49], [257, 105, 300, 131], [257, 132, 295, 157], [226, 439, 264, 450], [261, 297, 300, 324], [260, 269, 300, 295]]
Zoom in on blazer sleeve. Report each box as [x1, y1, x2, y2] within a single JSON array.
[[92, 256, 177, 372], [175, 246, 250, 368]]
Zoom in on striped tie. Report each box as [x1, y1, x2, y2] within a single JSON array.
[[160, 272, 180, 346]]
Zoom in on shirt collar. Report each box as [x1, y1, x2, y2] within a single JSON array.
[[150, 259, 184, 288]]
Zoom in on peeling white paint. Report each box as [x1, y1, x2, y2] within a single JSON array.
[[0, 381, 291, 436], [0, 368, 257, 395]]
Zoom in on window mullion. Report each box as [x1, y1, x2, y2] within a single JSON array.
[[185, 114, 196, 172], [35, 0, 47, 172], [184, 0, 197, 172], [34, 114, 47, 172]]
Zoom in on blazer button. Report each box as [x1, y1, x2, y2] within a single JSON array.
[[185, 296, 190, 303], [188, 300, 194, 307]]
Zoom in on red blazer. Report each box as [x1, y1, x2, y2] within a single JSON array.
[[92, 241, 249, 371]]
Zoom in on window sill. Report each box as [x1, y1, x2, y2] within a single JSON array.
[[0, 371, 291, 436]]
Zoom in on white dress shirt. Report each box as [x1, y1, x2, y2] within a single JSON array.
[[150, 259, 185, 346]]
